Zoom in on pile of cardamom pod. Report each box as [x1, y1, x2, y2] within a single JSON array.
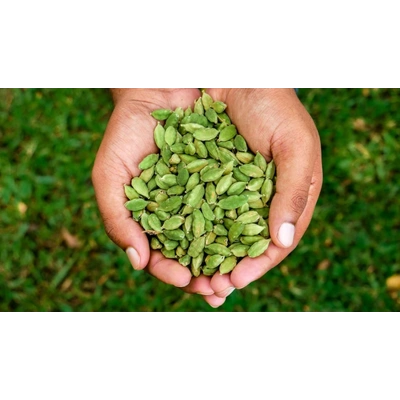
[[124, 91, 276, 277]]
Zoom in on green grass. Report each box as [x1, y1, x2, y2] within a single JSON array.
[[1, 88, 399, 311]]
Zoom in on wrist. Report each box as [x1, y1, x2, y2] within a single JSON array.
[[110, 89, 142, 105], [110, 89, 192, 107], [205, 89, 296, 107]]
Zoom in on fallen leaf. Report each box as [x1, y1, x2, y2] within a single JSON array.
[[98, 275, 109, 286], [353, 118, 367, 132], [280, 264, 289, 276], [362, 88, 370, 97], [61, 278, 73, 291], [17, 202, 28, 215], [386, 275, 400, 291], [318, 259, 331, 271], [61, 228, 82, 249]]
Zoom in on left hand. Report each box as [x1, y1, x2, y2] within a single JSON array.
[[204, 89, 323, 301]]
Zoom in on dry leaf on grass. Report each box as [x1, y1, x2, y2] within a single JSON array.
[[61, 228, 82, 249], [386, 275, 400, 291]]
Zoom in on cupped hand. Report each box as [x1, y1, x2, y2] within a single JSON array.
[[92, 89, 221, 306], [206, 89, 323, 298]]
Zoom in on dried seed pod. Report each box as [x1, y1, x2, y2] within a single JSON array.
[[248, 239, 271, 258], [151, 109, 173, 121]]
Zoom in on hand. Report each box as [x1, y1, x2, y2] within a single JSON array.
[[205, 89, 323, 299], [92, 89, 225, 307]]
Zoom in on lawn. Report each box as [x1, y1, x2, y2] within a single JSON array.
[[0, 88, 399, 311]]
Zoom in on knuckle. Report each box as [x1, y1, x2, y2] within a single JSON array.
[[290, 189, 308, 216], [102, 216, 119, 246]]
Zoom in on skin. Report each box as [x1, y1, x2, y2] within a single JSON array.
[[92, 89, 323, 308]]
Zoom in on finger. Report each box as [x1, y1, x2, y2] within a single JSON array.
[[210, 273, 235, 298], [146, 250, 192, 288], [269, 122, 320, 249], [92, 105, 159, 270], [178, 256, 235, 298], [181, 275, 214, 296], [92, 159, 151, 271], [202, 294, 226, 308], [99, 198, 150, 271]]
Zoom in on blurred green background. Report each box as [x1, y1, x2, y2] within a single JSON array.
[[1, 88, 399, 311]]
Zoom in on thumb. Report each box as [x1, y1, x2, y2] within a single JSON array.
[[268, 131, 318, 249], [92, 160, 151, 271]]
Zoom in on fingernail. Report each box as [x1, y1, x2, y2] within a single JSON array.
[[175, 280, 191, 288], [210, 298, 226, 308], [217, 287, 235, 298], [126, 247, 141, 270], [278, 222, 295, 247]]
